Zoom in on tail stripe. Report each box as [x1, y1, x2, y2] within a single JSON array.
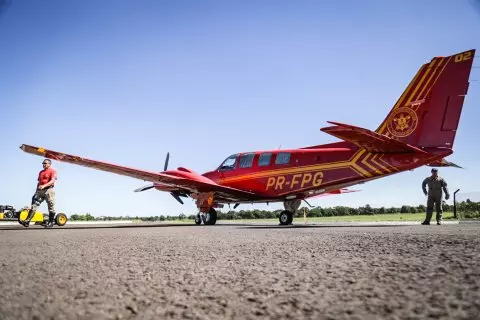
[[416, 58, 444, 101], [422, 56, 452, 100], [402, 59, 437, 110], [376, 64, 428, 134], [380, 59, 435, 137]]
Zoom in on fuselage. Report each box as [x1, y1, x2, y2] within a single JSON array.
[[198, 142, 451, 201]]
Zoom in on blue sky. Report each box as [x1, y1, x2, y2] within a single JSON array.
[[1, 0, 479, 217]]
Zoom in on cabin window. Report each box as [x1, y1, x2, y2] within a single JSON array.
[[258, 153, 272, 166], [275, 152, 291, 165], [219, 154, 237, 171], [239, 153, 255, 168]]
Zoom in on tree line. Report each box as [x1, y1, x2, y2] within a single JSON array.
[[67, 200, 480, 221]]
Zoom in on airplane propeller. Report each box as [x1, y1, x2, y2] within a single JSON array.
[[134, 152, 170, 193], [133, 152, 186, 205]]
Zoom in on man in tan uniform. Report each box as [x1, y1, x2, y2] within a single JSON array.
[[421, 168, 449, 225]]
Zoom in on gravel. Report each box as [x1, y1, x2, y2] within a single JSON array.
[[0, 223, 479, 319]]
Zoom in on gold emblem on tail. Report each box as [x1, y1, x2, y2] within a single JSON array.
[[387, 107, 418, 137]]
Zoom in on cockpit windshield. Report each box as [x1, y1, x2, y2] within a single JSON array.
[[218, 154, 237, 171]]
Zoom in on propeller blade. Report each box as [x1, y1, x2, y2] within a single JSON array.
[[170, 192, 184, 205], [164, 152, 170, 171], [134, 184, 155, 192]]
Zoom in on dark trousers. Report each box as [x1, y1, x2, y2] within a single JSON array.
[[425, 196, 442, 222]]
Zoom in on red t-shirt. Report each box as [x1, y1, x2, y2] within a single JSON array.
[[37, 168, 57, 188]]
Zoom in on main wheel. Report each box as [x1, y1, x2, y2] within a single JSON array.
[[279, 210, 293, 225], [55, 213, 68, 226], [194, 214, 202, 225], [204, 208, 217, 225]]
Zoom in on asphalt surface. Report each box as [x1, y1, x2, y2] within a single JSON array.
[[0, 223, 479, 320]]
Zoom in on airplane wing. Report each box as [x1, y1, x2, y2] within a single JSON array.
[[320, 121, 428, 153], [19, 144, 257, 201]]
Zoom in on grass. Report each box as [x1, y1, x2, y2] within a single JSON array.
[[134, 212, 455, 224], [292, 211, 455, 222]]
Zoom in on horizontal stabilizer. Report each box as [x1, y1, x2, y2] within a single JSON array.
[[307, 188, 360, 199], [321, 121, 428, 154], [427, 159, 463, 169]]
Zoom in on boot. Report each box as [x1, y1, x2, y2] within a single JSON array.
[[21, 209, 36, 227], [45, 212, 55, 228]]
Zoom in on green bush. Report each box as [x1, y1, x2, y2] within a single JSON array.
[[457, 200, 480, 219]]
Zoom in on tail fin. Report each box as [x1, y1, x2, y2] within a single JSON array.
[[376, 49, 475, 149]]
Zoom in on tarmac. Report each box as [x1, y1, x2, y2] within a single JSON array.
[[0, 222, 479, 319]]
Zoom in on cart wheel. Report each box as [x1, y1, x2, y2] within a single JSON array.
[[55, 213, 68, 226]]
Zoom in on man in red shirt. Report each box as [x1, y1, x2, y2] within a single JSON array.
[[21, 159, 58, 227]]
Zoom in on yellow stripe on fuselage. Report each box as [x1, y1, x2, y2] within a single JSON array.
[[378, 154, 398, 172], [222, 160, 351, 183], [222, 148, 372, 184], [361, 153, 382, 175], [222, 150, 359, 183], [349, 149, 372, 177], [370, 154, 391, 173]]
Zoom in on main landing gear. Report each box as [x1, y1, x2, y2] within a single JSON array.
[[194, 207, 218, 225], [279, 210, 293, 225], [278, 199, 302, 225], [192, 192, 218, 226]]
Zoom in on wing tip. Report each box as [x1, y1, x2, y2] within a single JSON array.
[[20, 144, 47, 156]]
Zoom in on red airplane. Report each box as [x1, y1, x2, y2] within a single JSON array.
[[20, 49, 476, 225]]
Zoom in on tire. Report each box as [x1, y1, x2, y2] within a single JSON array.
[[55, 213, 68, 226], [194, 214, 202, 225], [204, 208, 217, 225], [279, 210, 293, 225], [4, 210, 14, 219]]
